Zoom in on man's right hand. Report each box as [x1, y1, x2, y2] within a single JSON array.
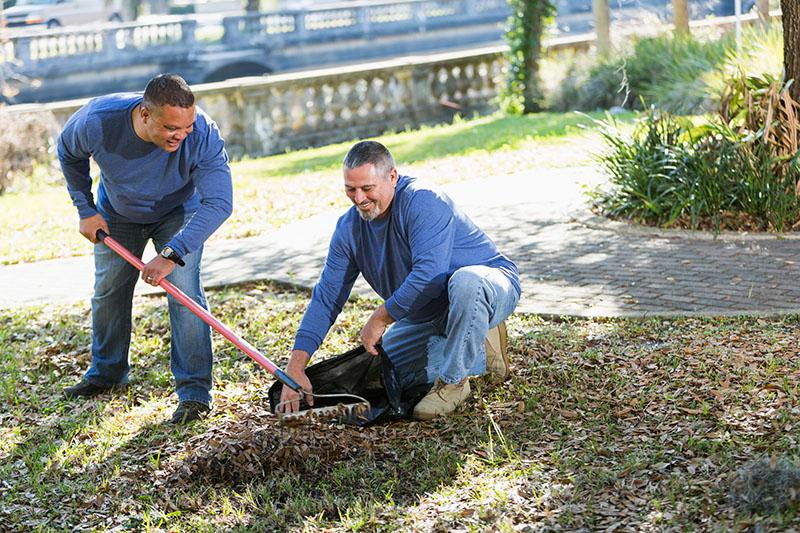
[[278, 350, 313, 414], [79, 214, 110, 243]]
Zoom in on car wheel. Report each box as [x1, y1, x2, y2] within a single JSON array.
[[46, 19, 61, 29]]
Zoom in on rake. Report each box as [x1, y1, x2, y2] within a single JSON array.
[[96, 229, 370, 420]]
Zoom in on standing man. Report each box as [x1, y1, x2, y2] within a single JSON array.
[[279, 141, 520, 420], [58, 74, 233, 424]]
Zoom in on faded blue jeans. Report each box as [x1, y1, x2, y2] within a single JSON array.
[[84, 208, 213, 405], [381, 265, 520, 388]]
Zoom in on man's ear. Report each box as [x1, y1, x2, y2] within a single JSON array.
[[140, 105, 151, 123], [389, 167, 399, 186]]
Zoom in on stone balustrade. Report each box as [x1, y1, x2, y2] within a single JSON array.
[[198, 45, 504, 158], [221, 0, 509, 45], [4, 0, 507, 67], [6, 19, 197, 71], [7, 45, 505, 159]]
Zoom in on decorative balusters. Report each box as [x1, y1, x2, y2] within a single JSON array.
[[264, 14, 295, 35], [269, 86, 289, 135], [199, 49, 503, 156], [12, 46, 504, 155]]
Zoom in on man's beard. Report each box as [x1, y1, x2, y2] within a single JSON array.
[[357, 206, 380, 221]]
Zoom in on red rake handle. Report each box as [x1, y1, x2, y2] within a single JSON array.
[[96, 229, 302, 392]]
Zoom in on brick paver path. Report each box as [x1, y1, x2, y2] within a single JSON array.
[[3, 166, 800, 316]]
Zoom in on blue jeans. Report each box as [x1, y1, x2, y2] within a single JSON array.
[[381, 265, 520, 388], [84, 209, 213, 405]]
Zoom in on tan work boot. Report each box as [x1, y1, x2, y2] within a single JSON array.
[[485, 321, 509, 382], [412, 377, 471, 420]]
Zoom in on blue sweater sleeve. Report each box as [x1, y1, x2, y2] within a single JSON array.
[[57, 107, 97, 219], [167, 120, 233, 257], [293, 221, 360, 356], [384, 190, 455, 321]]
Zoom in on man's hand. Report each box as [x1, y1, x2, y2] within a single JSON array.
[[278, 350, 313, 413], [360, 304, 394, 355], [141, 256, 177, 286], [79, 214, 110, 244]]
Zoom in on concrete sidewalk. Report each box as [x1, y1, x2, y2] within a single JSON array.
[[4, 166, 800, 317]]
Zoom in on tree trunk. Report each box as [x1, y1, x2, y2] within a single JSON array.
[[672, 0, 689, 36], [756, 0, 769, 25], [783, 0, 800, 102], [149, 0, 167, 15], [123, 0, 142, 20], [245, 0, 260, 13], [592, 0, 610, 54]]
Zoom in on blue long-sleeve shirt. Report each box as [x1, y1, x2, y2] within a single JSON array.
[[57, 93, 233, 257], [293, 175, 521, 356]]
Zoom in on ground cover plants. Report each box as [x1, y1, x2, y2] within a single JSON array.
[[2, 282, 800, 530], [593, 70, 800, 232], [0, 110, 608, 266]]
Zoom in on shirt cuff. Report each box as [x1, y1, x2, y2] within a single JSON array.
[[292, 333, 320, 358], [78, 206, 98, 219], [383, 298, 406, 323]]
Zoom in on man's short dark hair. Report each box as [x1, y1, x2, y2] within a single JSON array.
[[142, 73, 195, 110], [343, 141, 395, 175]]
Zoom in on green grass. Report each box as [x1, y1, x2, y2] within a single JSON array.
[[2, 284, 799, 530], [0, 111, 614, 266]]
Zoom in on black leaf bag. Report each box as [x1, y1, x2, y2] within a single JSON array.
[[268, 345, 431, 426]]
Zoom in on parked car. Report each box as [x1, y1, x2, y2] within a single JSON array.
[[3, 0, 124, 29]]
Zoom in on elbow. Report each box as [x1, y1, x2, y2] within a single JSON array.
[[221, 199, 233, 220]]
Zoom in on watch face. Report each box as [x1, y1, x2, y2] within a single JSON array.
[[161, 247, 173, 257]]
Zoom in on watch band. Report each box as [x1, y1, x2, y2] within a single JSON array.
[[160, 246, 186, 267]]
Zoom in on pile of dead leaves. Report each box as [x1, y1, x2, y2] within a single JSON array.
[[157, 401, 387, 486]]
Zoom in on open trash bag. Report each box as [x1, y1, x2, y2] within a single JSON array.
[[268, 345, 431, 426]]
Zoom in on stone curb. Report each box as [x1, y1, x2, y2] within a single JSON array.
[[525, 308, 800, 320], [575, 214, 800, 241]]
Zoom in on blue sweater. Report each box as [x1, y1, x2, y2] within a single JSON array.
[[57, 93, 233, 257], [293, 175, 521, 356]]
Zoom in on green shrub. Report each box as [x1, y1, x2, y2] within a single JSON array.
[[592, 108, 697, 226], [550, 26, 782, 114], [593, 73, 800, 232], [0, 107, 60, 194]]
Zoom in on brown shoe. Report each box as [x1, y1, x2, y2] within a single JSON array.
[[412, 377, 471, 420], [485, 321, 509, 382]]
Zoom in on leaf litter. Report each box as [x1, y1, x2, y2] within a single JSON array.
[[156, 399, 390, 487], [5, 292, 800, 530]]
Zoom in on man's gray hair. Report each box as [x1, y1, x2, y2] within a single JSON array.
[[343, 141, 395, 175], [143, 73, 195, 110]]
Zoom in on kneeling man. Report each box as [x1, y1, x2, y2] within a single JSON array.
[[279, 141, 520, 420]]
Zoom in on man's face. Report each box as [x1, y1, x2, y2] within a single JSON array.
[[141, 104, 195, 152], [344, 163, 398, 221]]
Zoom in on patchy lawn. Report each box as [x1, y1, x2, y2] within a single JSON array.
[[0, 112, 610, 266], [1, 283, 798, 531]]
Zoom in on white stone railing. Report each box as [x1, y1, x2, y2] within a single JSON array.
[[6, 19, 197, 67], [219, 0, 508, 45], [199, 45, 504, 158], [6, 45, 505, 159]]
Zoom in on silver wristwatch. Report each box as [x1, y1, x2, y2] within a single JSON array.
[[160, 246, 185, 266]]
